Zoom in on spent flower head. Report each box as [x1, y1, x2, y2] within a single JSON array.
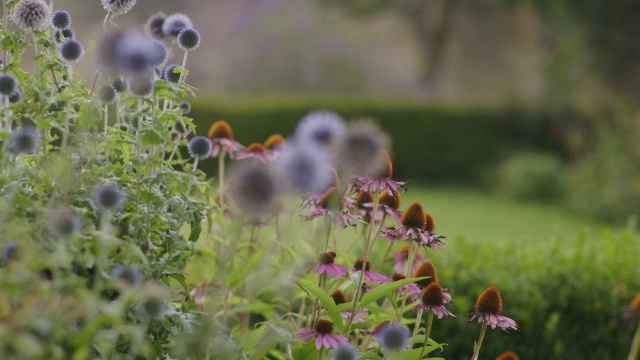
[[12, 0, 51, 30], [101, 0, 136, 16]]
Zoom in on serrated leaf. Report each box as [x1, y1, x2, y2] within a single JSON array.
[[294, 276, 344, 333]]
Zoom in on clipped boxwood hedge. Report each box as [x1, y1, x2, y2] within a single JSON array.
[[188, 95, 566, 182]]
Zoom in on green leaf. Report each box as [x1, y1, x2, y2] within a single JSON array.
[[188, 217, 202, 242], [291, 341, 321, 360], [168, 273, 190, 300], [294, 276, 344, 333], [359, 277, 426, 309], [360, 352, 384, 360], [390, 347, 442, 360]]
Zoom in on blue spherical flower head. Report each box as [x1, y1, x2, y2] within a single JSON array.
[[178, 101, 191, 114], [9, 127, 39, 154], [188, 136, 212, 160], [111, 263, 143, 288], [163, 64, 181, 84], [0, 74, 17, 96], [295, 110, 346, 150], [8, 88, 23, 103], [150, 39, 169, 66], [177, 28, 200, 51], [331, 345, 359, 360], [377, 323, 410, 352], [97, 85, 117, 104], [94, 183, 126, 210], [59, 39, 84, 62], [12, 0, 51, 30], [112, 77, 127, 93], [128, 74, 154, 98], [51, 10, 71, 29], [162, 13, 193, 37], [54, 28, 74, 44], [1, 242, 18, 265], [145, 12, 166, 38]]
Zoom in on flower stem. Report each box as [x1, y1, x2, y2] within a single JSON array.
[[3, 96, 9, 132], [413, 308, 424, 337], [218, 150, 226, 204], [179, 50, 189, 84], [31, 32, 42, 87], [418, 312, 434, 360], [471, 322, 488, 360], [103, 103, 108, 136], [186, 157, 199, 196], [397, 242, 417, 322], [628, 322, 640, 360]]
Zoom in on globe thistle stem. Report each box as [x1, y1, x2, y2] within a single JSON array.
[[186, 157, 199, 196], [628, 323, 640, 360], [103, 104, 108, 136], [471, 322, 488, 360], [218, 150, 226, 205], [397, 242, 417, 322], [3, 96, 9, 132], [89, 71, 99, 97], [135, 98, 143, 205], [31, 31, 42, 87], [179, 49, 189, 84], [418, 312, 434, 360]]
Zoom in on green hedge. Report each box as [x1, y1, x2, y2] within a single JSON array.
[[189, 95, 565, 182]]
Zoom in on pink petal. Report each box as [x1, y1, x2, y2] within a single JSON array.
[[315, 336, 323, 350]]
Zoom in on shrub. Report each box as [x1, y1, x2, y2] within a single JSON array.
[[494, 152, 564, 201]]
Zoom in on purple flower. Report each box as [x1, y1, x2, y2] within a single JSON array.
[[316, 252, 350, 279], [207, 120, 244, 159], [468, 286, 518, 331], [235, 143, 275, 164], [380, 201, 445, 250], [350, 150, 406, 194], [293, 320, 350, 350], [302, 187, 360, 229], [352, 259, 391, 285], [390, 245, 426, 274], [414, 283, 455, 319]]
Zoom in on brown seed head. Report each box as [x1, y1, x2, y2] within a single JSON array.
[[379, 149, 393, 178], [379, 190, 401, 210], [264, 134, 285, 150], [207, 120, 234, 140], [315, 319, 334, 335], [354, 258, 371, 272], [413, 261, 438, 288], [373, 321, 390, 335], [401, 201, 425, 228], [424, 213, 436, 232], [319, 252, 336, 265], [356, 191, 373, 208], [328, 167, 340, 188], [495, 351, 519, 360], [475, 286, 503, 315], [421, 282, 444, 307], [246, 143, 266, 154], [630, 293, 640, 310], [331, 290, 348, 305], [319, 187, 343, 210], [391, 273, 406, 282]]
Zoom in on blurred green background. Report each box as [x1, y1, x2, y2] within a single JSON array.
[[53, 0, 640, 358]]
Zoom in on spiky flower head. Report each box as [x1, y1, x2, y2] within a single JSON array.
[[295, 110, 345, 149], [93, 183, 125, 210], [0, 74, 17, 96], [111, 263, 143, 288], [331, 290, 348, 305], [144, 12, 166, 38], [496, 351, 520, 360], [12, 0, 50, 30], [264, 134, 285, 150], [178, 101, 191, 114], [99, 30, 155, 74], [378, 149, 394, 178], [177, 28, 201, 50], [112, 77, 127, 93], [162, 13, 193, 37], [421, 282, 444, 307], [163, 64, 181, 84], [8, 88, 22, 103], [97, 85, 117, 104], [377, 323, 410, 352], [336, 120, 389, 177], [315, 319, 334, 335], [331, 345, 359, 360], [54, 28, 74, 43], [188, 136, 212, 160], [9, 127, 39, 154], [424, 213, 436, 232], [402, 201, 425, 228], [101, 0, 136, 16], [319, 187, 343, 211], [228, 163, 278, 216], [207, 120, 234, 139], [475, 286, 503, 315], [379, 190, 401, 210], [150, 39, 169, 66], [49, 208, 80, 236], [276, 142, 334, 193], [413, 261, 438, 289], [59, 39, 84, 62], [128, 74, 154, 97], [51, 10, 71, 29]]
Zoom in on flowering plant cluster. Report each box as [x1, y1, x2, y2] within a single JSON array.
[[0, 1, 534, 359]]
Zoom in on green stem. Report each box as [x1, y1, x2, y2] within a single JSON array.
[[397, 242, 417, 322], [418, 312, 434, 360], [186, 157, 199, 196], [471, 322, 488, 360], [4, 96, 9, 132], [31, 32, 42, 87], [103, 104, 108, 136], [413, 308, 424, 337], [218, 150, 226, 204], [179, 50, 189, 84], [628, 322, 640, 360]]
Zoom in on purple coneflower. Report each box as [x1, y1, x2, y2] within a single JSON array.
[[331, 290, 368, 323], [414, 282, 455, 319], [390, 244, 426, 274], [293, 319, 350, 350], [207, 120, 244, 158], [391, 273, 421, 297], [351, 149, 406, 195], [352, 259, 390, 285], [302, 187, 360, 229], [381, 201, 445, 249], [468, 286, 518, 331], [264, 134, 286, 153], [236, 143, 275, 164], [316, 252, 350, 279]]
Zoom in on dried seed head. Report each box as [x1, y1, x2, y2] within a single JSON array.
[[315, 319, 334, 335], [401, 201, 425, 228], [101, 0, 136, 16], [355, 191, 373, 208], [51, 10, 71, 29], [12, 0, 50, 30], [319, 187, 343, 211], [162, 13, 193, 37], [495, 351, 520, 360], [413, 261, 438, 289], [207, 120, 234, 139], [246, 143, 266, 154], [421, 282, 444, 307], [264, 134, 285, 150], [379, 190, 401, 210], [188, 136, 212, 160], [391, 273, 405, 282], [177, 28, 201, 50], [424, 213, 436, 232], [59, 39, 84, 62], [97, 85, 117, 104], [319, 252, 336, 264], [354, 258, 371, 272], [475, 286, 503, 315], [331, 290, 348, 305], [144, 12, 166, 38], [336, 120, 389, 177], [379, 149, 393, 178]]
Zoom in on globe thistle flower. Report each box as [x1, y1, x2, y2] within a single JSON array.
[[414, 282, 455, 319], [178, 101, 191, 114], [276, 142, 335, 193], [375, 323, 410, 352], [496, 351, 520, 360], [101, 0, 136, 16], [264, 134, 286, 152], [188, 136, 212, 160], [8, 127, 39, 154], [144, 12, 166, 38], [380, 201, 445, 250], [128, 74, 154, 97], [177, 28, 200, 51], [468, 286, 518, 331], [390, 244, 426, 274], [1, 242, 18, 265], [0, 74, 17, 96], [351, 149, 406, 195], [150, 39, 169, 66], [59, 39, 84, 62], [53, 28, 74, 43], [93, 183, 126, 210], [331, 345, 359, 360], [236, 143, 275, 164], [162, 13, 193, 37], [98, 30, 155, 75], [11, 0, 51, 30], [207, 120, 244, 158], [111, 263, 143, 288], [294, 110, 345, 150], [49, 208, 81, 236], [97, 84, 117, 104], [335, 120, 389, 177], [316, 252, 350, 279], [112, 77, 127, 93], [163, 64, 182, 84], [302, 187, 360, 229], [8, 88, 23, 103], [51, 10, 71, 29], [228, 163, 278, 216], [293, 319, 350, 350]]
